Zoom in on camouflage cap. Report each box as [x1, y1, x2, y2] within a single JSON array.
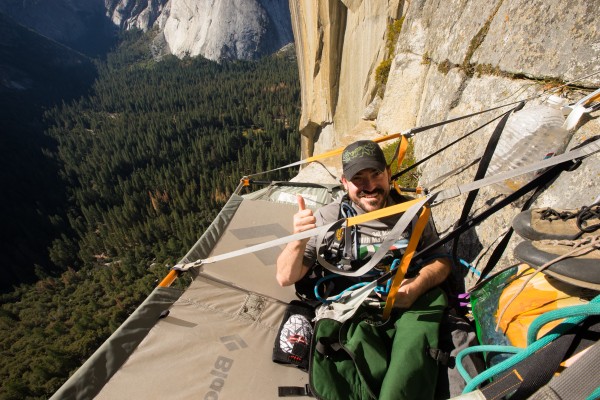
[[342, 140, 387, 180]]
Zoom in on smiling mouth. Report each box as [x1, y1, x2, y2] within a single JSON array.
[[359, 189, 383, 198]]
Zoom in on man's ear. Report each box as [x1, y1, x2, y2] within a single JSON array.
[[341, 174, 348, 190]]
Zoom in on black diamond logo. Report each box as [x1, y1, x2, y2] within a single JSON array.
[[220, 335, 248, 351]]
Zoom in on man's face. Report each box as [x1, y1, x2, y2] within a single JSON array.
[[342, 168, 390, 212]]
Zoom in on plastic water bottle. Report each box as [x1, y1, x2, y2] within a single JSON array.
[[487, 95, 571, 194]]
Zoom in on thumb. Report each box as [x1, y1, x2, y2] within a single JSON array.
[[297, 195, 306, 211]]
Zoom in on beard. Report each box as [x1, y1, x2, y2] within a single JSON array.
[[353, 188, 387, 212]]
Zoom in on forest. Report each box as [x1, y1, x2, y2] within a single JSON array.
[[0, 30, 301, 399]]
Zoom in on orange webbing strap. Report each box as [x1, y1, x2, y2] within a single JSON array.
[[245, 134, 403, 179], [391, 135, 411, 196], [394, 183, 426, 195], [373, 133, 402, 144], [394, 134, 409, 171], [303, 133, 402, 164], [382, 204, 431, 319], [346, 197, 422, 227]]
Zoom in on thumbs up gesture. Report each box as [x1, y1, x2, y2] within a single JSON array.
[[293, 195, 316, 236]]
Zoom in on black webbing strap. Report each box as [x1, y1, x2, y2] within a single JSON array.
[[278, 384, 312, 397], [464, 162, 577, 291], [391, 105, 521, 182], [315, 336, 345, 356], [529, 341, 600, 400], [451, 103, 524, 264], [461, 137, 598, 285], [427, 346, 454, 367], [473, 157, 585, 285], [375, 158, 579, 287], [480, 317, 600, 400], [481, 333, 575, 400]]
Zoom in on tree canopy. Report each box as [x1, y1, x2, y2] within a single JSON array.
[[0, 30, 300, 399]]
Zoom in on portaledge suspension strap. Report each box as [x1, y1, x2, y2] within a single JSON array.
[[171, 139, 600, 274], [391, 103, 523, 182], [451, 103, 523, 264], [248, 100, 522, 180]]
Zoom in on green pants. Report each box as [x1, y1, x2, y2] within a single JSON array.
[[310, 288, 447, 400]]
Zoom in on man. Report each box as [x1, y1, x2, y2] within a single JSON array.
[[276, 139, 450, 308]]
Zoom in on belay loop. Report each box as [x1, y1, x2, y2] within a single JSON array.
[[326, 196, 359, 271]]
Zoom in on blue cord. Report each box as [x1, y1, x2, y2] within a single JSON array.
[[586, 386, 600, 400], [378, 258, 400, 295], [413, 253, 482, 278], [460, 258, 481, 277], [313, 259, 401, 304], [456, 345, 521, 383], [313, 274, 369, 304]]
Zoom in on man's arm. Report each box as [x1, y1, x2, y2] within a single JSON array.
[[393, 258, 451, 308], [276, 241, 311, 286], [276, 195, 316, 286]]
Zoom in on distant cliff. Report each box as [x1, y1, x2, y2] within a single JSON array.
[[289, 0, 600, 284], [107, 0, 293, 61], [0, 0, 293, 61]]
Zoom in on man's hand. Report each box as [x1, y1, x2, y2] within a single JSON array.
[[393, 277, 419, 309], [293, 195, 316, 239], [275, 195, 315, 286], [392, 258, 451, 309]]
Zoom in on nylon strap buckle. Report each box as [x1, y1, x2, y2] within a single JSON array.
[[278, 384, 312, 397], [427, 346, 454, 367], [172, 260, 203, 272]]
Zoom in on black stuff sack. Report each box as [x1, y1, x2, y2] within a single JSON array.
[[272, 300, 316, 371]]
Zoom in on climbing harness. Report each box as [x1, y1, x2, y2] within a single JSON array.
[[325, 195, 359, 270]]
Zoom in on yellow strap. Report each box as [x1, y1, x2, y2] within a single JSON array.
[[392, 136, 410, 196], [303, 133, 402, 164], [583, 91, 600, 106], [395, 135, 409, 171], [346, 197, 422, 227], [382, 204, 431, 319]]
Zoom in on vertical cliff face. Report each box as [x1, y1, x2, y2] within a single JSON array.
[[158, 0, 293, 61], [290, 0, 600, 282], [289, 0, 403, 157], [106, 0, 170, 31]]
